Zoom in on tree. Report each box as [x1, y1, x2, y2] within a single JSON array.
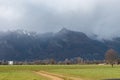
[[49, 58, 56, 64], [76, 57, 83, 64], [64, 58, 71, 65], [105, 49, 118, 67]]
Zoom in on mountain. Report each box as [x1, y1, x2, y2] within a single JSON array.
[[0, 28, 119, 61]]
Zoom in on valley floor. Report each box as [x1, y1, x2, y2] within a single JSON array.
[[0, 65, 120, 80]]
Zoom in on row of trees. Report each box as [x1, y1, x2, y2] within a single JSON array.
[[0, 57, 84, 65]]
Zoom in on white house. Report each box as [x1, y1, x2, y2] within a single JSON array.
[[8, 61, 14, 65]]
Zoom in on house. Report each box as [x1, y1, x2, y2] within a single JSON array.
[[8, 61, 14, 65]]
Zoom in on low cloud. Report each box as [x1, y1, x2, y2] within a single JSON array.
[[0, 0, 120, 40]]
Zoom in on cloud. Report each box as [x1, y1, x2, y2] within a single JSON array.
[[0, 0, 120, 40], [30, 0, 97, 13]]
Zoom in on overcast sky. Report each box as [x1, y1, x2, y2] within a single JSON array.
[[0, 0, 120, 39]]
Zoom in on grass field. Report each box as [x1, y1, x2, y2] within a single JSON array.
[[0, 65, 120, 80], [0, 71, 49, 80]]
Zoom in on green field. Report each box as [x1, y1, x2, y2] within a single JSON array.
[[0, 71, 49, 80], [0, 65, 120, 80]]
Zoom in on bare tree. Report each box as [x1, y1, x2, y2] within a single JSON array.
[[105, 49, 118, 67], [64, 58, 71, 65], [49, 58, 56, 64], [76, 57, 83, 64]]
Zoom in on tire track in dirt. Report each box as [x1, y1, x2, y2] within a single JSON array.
[[35, 71, 83, 80], [35, 71, 64, 80]]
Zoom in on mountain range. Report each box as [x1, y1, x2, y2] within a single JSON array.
[[0, 28, 119, 61]]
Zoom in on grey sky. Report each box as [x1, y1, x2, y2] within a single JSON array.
[[0, 0, 120, 40]]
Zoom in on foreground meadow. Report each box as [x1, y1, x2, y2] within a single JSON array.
[[0, 65, 120, 80], [0, 71, 49, 80]]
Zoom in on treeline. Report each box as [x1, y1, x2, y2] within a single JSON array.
[[0, 57, 104, 65], [0, 49, 120, 66]]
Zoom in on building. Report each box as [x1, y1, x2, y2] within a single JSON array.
[[8, 61, 14, 65]]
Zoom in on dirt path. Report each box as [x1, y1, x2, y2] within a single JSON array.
[[35, 71, 83, 80], [35, 71, 64, 80]]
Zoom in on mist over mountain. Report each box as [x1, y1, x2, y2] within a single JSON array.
[[0, 28, 119, 61], [1, 0, 120, 40]]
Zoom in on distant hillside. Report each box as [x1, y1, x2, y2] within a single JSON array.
[[0, 28, 119, 61]]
